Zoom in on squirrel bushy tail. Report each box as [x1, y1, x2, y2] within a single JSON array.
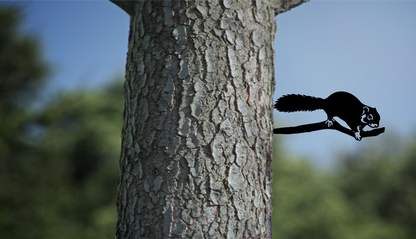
[[274, 94, 325, 112]]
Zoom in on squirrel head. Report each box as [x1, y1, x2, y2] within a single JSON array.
[[361, 106, 380, 128]]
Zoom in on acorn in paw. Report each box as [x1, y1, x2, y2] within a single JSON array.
[[274, 91, 380, 141]]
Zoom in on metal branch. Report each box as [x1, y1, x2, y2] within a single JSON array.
[[274, 120, 385, 140]]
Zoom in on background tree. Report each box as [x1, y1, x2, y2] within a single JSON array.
[[0, 6, 48, 161], [0, 80, 125, 238], [272, 133, 416, 239], [335, 136, 416, 239], [0, 7, 124, 237], [0, 78, 124, 239]]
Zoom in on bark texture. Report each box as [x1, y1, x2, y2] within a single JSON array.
[[116, 0, 276, 238]]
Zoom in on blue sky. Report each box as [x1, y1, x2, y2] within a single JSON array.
[[3, 1, 416, 168], [10, 1, 130, 96]]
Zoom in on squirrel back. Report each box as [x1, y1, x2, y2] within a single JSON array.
[[274, 94, 325, 112]]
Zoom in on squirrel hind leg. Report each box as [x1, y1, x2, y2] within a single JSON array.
[[325, 118, 334, 127]]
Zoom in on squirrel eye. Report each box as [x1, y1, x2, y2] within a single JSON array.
[[368, 114, 373, 121]]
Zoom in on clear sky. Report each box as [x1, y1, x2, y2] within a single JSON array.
[[2, 1, 416, 169], [5, 1, 130, 98]]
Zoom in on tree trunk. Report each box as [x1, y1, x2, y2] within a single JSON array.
[[114, 0, 303, 238]]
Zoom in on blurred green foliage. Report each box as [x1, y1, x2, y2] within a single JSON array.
[[0, 6, 48, 114], [0, 83, 124, 239], [2, 4, 416, 239], [272, 135, 416, 239], [0, 5, 123, 239]]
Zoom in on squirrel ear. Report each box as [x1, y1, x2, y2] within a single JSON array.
[[362, 106, 370, 115]]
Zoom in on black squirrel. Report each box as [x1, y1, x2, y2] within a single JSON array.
[[274, 91, 380, 141]]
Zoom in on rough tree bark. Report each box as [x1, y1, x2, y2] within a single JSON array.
[[112, 0, 307, 238]]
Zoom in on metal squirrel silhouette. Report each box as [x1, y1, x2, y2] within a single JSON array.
[[274, 91, 385, 141]]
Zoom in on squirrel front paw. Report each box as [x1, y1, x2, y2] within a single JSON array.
[[354, 131, 362, 141]]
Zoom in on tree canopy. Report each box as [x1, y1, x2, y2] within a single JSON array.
[[272, 134, 416, 239], [0, 6, 123, 238]]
